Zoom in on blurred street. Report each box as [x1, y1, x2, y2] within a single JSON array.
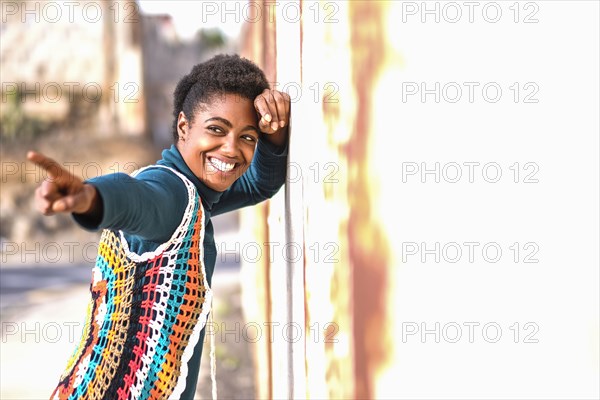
[[0, 265, 92, 399], [0, 265, 91, 321]]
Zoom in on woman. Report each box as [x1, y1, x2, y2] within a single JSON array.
[[28, 54, 290, 400]]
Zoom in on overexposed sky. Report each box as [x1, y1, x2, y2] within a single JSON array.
[[138, 0, 244, 39]]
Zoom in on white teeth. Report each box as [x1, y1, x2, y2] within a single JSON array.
[[209, 157, 235, 172]]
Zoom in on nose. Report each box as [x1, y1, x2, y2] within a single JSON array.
[[219, 134, 241, 159]]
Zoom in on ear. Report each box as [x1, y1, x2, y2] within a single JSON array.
[[177, 111, 188, 142]]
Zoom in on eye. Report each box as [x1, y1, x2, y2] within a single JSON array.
[[207, 126, 225, 134], [241, 134, 258, 143]]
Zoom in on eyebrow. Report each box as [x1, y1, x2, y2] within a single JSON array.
[[204, 117, 259, 134]]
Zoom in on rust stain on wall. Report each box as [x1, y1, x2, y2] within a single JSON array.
[[240, 5, 278, 397], [347, 2, 392, 398], [241, 1, 395, 397]]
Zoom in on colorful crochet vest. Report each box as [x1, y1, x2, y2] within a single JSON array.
[[51, 166, 212, 400]]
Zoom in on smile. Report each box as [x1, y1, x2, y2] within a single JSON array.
[[208, 157, 236, 173]]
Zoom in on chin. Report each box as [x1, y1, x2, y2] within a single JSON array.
[[203, 166, 249, 192], [203, 177, 234, 192], [210, 184, 231, 192]]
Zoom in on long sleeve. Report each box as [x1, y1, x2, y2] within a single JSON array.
[[211, 137, 288, 216], [72, 167, 189, 243]]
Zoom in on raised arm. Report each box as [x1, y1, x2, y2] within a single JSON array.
[[212, 89, 290, 216]]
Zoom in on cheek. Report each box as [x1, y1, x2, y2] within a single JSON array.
[[180, 141, 208, 170], [192, 135, 212, 149], [185, 137, 213, 159], [243, 147, 256, 164]]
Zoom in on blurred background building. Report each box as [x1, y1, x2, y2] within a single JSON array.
[[1, 1, 244, 398]]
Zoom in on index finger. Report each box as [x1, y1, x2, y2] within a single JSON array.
[[27, 151, 70, 183]]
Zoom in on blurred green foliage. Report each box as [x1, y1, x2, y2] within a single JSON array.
[[198, 28, 226, 48], [0, 90, 54, 141]]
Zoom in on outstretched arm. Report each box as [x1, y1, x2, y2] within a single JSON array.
[[27, 151, 188, 243]]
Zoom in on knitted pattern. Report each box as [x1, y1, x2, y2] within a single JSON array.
[[51, 166, 212, 400]]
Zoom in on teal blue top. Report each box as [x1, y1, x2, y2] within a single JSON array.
[[73, 138, 287, 398]]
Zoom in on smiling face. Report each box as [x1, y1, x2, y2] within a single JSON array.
[[176, 93, 260, 192]]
